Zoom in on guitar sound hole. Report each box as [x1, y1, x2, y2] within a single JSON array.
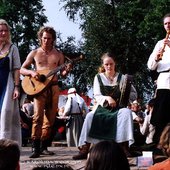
[[39, 74, 46, 82]]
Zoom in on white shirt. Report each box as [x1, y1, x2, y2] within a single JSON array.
[[147, 39, 170, 89]]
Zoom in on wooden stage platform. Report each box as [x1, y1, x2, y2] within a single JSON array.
[[20, 146, 150, 170]]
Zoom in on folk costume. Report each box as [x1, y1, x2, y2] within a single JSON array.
[[73, 72, 137, 159], [147, 39, 170, 144], [63, 88, 89, 147], [0, 44, 21, 147]]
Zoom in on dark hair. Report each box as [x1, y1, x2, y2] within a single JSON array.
[[0, 139, 20, 170], [85, 140, 130, 170], [148, 98, 155, 107], [37, 26, 56, 46]]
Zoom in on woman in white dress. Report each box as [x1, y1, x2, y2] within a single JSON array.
[[73, 52, 137, 159]]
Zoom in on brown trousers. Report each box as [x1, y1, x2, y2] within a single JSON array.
[[31, 84, 59, 140]]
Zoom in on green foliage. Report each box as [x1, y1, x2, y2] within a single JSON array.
[[0, 0, 47, 63], [60, 0, 170, 101]]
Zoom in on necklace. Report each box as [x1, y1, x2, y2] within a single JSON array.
[[0, 42, 6, 54], [104, 72, 116, 83], [41, 46, 53, 55]]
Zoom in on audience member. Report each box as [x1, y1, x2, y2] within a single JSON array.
[[131, 100, 145, 123], [22, 98, 34, 118], [62, 88, 89, 147], [20, 97, 33, 146], [0, 138, 20, 170], [148, 123, 170, 169], [20, 109, 32, 146], [139, 98, 155, 145], [130, 100, 146, 146], [85, 140, 130, 170]]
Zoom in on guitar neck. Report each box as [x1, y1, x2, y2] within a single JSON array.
[[46, 63, 66, 78], [45, 55, 83, 78]]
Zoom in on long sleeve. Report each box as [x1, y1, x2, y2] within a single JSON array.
[[93, 74, 106, 106], [147, 39, 170, 72], [139, 115, 150, 135], [12, 45, 21, 70], [147, 41, 161, 71]]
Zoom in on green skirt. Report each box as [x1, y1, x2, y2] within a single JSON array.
[[89, 105, 118, 140]]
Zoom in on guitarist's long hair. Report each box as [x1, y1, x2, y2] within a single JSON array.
[[37, 26, 56, 46]]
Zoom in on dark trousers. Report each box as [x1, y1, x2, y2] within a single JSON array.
[[151, 89, 170, 144]]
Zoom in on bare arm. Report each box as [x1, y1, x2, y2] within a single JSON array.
[[13, 69, 20, 99], [20, 50, 38, 78]]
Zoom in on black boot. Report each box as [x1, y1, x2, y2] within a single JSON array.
[[40, 140, 54, 155], [29, 139, 40, 158], [72, 143, 91, 160]]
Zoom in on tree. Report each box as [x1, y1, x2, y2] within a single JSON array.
[[60, 0, 170, 101], [57, 36, 87, 94], [0, 0, 47, 63]]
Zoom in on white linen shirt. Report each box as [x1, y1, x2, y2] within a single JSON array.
[[147, 39, 170, 89]]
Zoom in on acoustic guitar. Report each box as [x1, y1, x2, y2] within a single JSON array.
[[21, 55, 84, 96]]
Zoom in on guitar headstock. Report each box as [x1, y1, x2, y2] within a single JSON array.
[[65, 54, 85, 64]]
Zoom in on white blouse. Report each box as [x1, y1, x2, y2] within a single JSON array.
[[93, 72, 137, 106]]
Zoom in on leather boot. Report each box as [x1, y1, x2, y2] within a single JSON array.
[[72, 142, 90, 160], [119, 141, 132, 157], [119, 142, 142, 157], [40, 140, 54, 155], [29, 139, 40, 158]]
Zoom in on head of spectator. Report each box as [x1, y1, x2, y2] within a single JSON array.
[[67, 87, 84, 105], [131, 100, 140, 113], [0, 138, 20, 170], [158, 123, 170, 157], [67, 87, 76, 96], [85, 140, 130, 170]]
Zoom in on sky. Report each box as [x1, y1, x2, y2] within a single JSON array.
[[42, 0, 82, 42]]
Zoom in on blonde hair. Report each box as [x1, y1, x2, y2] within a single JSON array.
[[0, 19, 11, 43], [159, 123, 170, 157]]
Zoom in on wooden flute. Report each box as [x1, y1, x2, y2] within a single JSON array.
[[159, 30, 170, 60]]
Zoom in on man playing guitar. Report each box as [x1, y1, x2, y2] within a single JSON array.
[[20, 26, 71, 158]]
